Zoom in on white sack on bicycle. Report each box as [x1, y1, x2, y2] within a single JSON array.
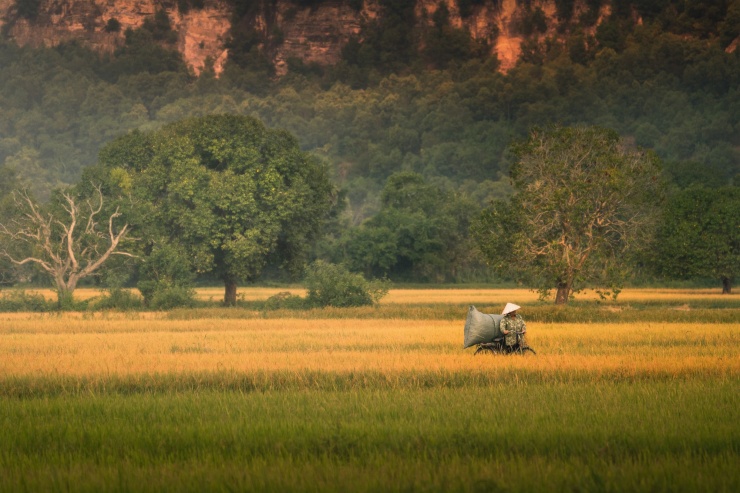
[[463, 305, 504, 348]]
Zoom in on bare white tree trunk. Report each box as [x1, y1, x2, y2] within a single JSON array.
[[0, 186, 135, 307]]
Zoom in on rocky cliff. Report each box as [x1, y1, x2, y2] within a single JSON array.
[[1, 0, 232, 75], [0, 0, 611, 75]]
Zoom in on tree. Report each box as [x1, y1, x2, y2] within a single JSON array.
[[96, 115, 334, 305], [473, 125, 663, 304], [340, 172, 484, 282], [0, 165, 21, 285], [0, 185, 134, 307], [304, 260, 389, 308], [654, 186, 739, 294]]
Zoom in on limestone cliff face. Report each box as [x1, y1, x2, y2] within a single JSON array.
[[270, 0, 382, 76], [2, 0, 231, 75], [266, 0, 612, 73], [0, 0, 608, 75]]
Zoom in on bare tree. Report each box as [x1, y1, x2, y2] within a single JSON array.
[[0, 185, 134, 307]]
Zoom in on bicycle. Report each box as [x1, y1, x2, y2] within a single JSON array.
[[474, 330, 536, 355]]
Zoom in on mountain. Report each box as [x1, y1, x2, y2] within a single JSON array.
[[7, 0, 731, 76], [2, 0, 232, 75], [0, 0, 737, 200]]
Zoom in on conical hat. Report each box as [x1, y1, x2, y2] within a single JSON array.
[[502, 302, 521, 315]]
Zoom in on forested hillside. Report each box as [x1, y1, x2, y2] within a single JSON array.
[[0, 0, 738, 285]]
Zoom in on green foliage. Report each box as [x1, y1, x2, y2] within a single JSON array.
[[474, 125, 664, 303], [104, 18, 121, 33], [304, 260, 389, 307], [516, 6, 548, 36], [0, 164, 19, 204], [340, 0, 417, 76], [471, 198, 522, 281], [136, 244, 196, 308], [2, 9, 738, 203], [422, 2, 490, 68], [0, 167, 23, 285], [97, 114, 334, 304], [0, 289, 50, 312], [262, 290, 308, 309], [338, 172, 487, 282], [149, 285, 197, 310], [719, 0, 740, 47], [141, 9, 177, 43], [90, 288, 144, 311], [106, 28, 188, 80], [653, 186, 740, 292]]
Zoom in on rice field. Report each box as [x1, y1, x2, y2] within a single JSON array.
[[0, 288, 738, 492], [18, 286, 734, 304]]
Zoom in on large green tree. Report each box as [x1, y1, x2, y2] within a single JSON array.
[[95, 114, 334, 305], [339, 172, 484, 282], [473, 125, 664, 304], [653, 186, 739, 294]]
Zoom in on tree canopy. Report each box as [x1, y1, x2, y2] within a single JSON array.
[[336, 172, 487, 282], [94, 114, 334, 304], [653, 186, 740, 293], [473, 125, 664, 303]]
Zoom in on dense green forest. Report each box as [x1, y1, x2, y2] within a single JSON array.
[[0, 0, 738, 288]]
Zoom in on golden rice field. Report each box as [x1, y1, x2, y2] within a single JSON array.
[[0, 288, 738, 492], [1, 317, 737, 380], [20, 286, 734, 304]]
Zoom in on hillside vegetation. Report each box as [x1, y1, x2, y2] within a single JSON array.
[[0, 0, 738, 286]]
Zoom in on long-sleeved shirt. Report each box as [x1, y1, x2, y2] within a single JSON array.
[[500, 314, 526, 347]]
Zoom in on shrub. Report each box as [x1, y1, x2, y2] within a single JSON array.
[[0, 289, 51, 312], [304, 260, 389, 308], [149, 285, 196, 310], [91, 288, 143, 311], [137, 244, 196, 309], [105, 18, 121, 33], [262, 291, 308, 310]]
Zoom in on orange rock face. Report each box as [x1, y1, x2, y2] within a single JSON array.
[[0, 0, 608, 76]]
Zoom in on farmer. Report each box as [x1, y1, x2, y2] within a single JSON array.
[[500, 303, 527, 349]]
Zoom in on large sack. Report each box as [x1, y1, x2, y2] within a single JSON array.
[[463, 305, 504, 348]]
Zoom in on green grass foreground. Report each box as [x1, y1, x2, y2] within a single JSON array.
[[1, 378, 738, 493], [1, 289, 737, 492]]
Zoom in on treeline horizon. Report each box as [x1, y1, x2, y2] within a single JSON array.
[[0, 0, 738, 286]]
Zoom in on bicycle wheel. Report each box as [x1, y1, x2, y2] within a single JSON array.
[[474, 344, 499, 355], [489, 345, 504, 354]]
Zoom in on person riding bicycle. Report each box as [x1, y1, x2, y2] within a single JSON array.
[[500, 303, 527, 349]]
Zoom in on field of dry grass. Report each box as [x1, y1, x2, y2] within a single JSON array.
[[0, 288, 737, 492], [17, 286, 734, 304], [1, 317, 737, 381]]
